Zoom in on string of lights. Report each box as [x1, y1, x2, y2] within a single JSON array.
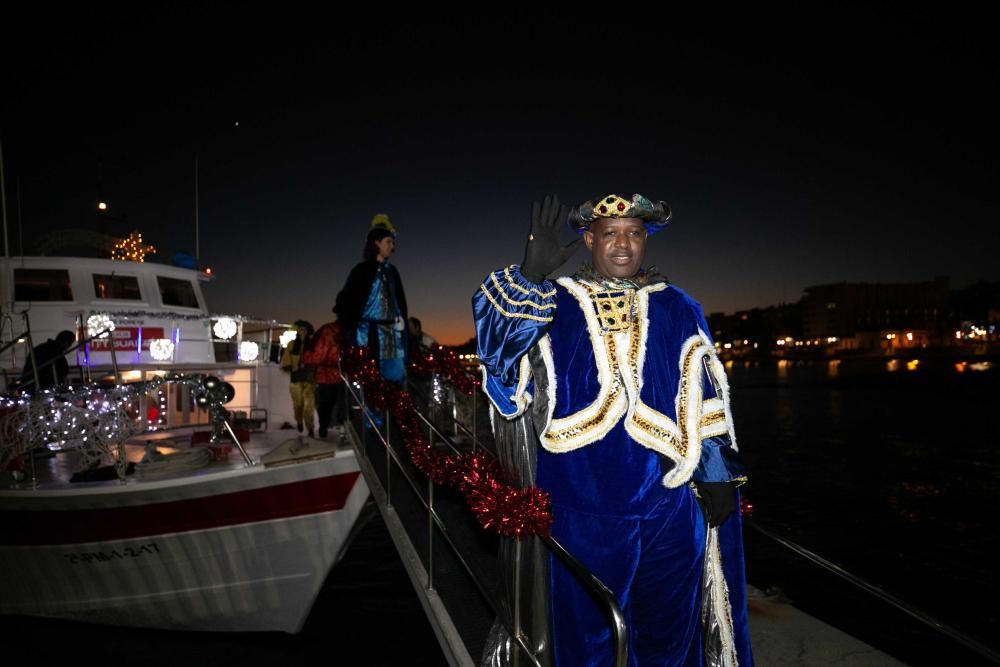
[[0, 373, 235, 481]]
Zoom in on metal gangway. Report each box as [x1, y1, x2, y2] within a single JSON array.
[[342, 364, 1000, 667]]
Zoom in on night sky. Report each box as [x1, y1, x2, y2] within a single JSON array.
[[3, 6, 997, 344]]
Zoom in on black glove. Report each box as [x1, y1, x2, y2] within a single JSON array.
[[693, 481, 737, 528], [520, 194, 581, 284]]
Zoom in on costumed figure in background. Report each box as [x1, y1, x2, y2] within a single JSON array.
[[338, 214, 409, 383], [280, 319, 317, 437], [303, 297, 346, 439], [473, 194, 753, 667], [407, 316, 438, 360]]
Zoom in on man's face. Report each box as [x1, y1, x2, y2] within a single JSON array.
[[375, 236, 395, 261], [583, 217, 648, 280]]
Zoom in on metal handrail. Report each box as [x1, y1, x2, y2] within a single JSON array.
[[346, 378, 547, 665], [406, 376, 480, 446], [343, 372, 628, 667], [746, 519, 1000, 664], [0, 333, 24, 356], [344, 378, 501, 614]]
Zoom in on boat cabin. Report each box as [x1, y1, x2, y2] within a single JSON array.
[[1, 256, 216, 385]]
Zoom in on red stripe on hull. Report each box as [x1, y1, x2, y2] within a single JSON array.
[[1, 472, 361, 546]]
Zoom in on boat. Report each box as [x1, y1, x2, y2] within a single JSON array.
[[0, 254, 369, 633]]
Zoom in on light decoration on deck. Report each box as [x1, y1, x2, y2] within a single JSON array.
[[238, 341, 259, 362], [111, 231, 157, 262], [149, 339, 175, 361], [87, 313, 115, 339], [279, 329, 297, 348], [0, 374, 237, 482], [213, 317, 238, 340]]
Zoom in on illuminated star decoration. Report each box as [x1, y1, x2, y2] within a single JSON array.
[[112, 230, 157, 262]]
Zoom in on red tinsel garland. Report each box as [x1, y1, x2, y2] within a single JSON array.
[[409, 345, 480, 396], [345, 346, 552, 538]]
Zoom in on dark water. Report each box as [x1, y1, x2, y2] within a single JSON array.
[[730, 356, 1000, 665], [3, 502, 449, 666]]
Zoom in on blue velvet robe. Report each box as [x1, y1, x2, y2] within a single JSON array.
[[474, 265, 754, 667]]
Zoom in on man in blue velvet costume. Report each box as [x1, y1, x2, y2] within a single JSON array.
[[473, 194, 754, 666]]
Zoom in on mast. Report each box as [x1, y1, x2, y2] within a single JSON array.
[[1, 135, 8, 258], [195, 155, 200, 263]]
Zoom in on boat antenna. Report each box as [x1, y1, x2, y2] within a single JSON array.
[[1, 133, 8, 258], [194, 155, 200, 263], [16, 175, 23, 256]]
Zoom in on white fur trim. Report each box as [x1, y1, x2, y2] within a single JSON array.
[[540, 278, 628, 452], [700, 329, 739, 452], [511, 353, 534, 415], [537, 335, 557, 436], [660, 333, 711, 488], [706, 527, 739, 666]]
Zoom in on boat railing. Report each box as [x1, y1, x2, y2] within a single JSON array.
[[342, 369, 628, 667], [0, 310, 119, 393]]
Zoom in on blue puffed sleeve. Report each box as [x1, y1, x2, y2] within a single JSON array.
[[472, 265, 556, 418]]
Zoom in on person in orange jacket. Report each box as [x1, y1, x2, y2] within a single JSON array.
[[303, 305, 346, 439]]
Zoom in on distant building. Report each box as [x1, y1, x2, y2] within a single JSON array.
[[708, 277, 999, 357], [801, 277, 950, 339]]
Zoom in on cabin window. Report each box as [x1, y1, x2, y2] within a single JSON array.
[[93, 274, 142, 300], [13, 269, 73, 301], [157, 276, 200, 309]]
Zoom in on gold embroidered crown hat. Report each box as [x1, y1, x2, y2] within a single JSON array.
[[568, 193, 672, 236], [367, 213, 396, 242]]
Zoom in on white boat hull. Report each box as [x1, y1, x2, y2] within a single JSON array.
[[0, 445, 369, 633]]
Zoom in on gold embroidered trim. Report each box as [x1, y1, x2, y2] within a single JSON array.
[[676, 337, 703, 456], [541, 333, 627, 451], [701, 410, 727, 429], [630, 411, 682, 451], [504, 267, 557, 298], [479, 285, 554, 323], [590, 290, 634, 332], [490, 272, 557, 310]]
